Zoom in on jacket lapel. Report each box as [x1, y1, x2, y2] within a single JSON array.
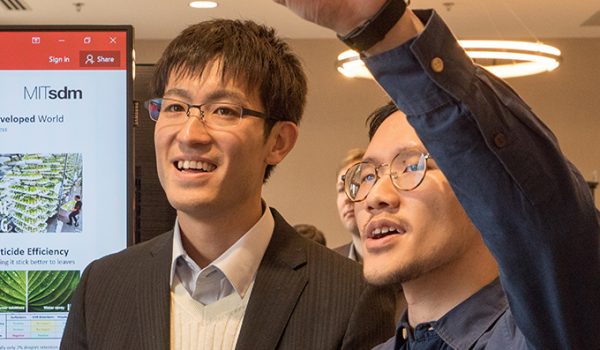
[[134, 231, 173, 350], [235, 209, 308, 350]]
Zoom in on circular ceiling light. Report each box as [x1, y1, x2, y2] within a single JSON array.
[[336, 50, 373, 79], [336, 40, 561, 79], [457, 40, 561, 78]]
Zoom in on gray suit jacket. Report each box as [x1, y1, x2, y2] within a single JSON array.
[[60, 208, 396, 349], [333, 243, 352, 258]]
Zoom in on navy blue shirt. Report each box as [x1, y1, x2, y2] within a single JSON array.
[[374, 279, 529, 350], [366, 10, 600, 350]]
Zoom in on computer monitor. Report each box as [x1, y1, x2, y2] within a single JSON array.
[[0, 25, 133, 346]]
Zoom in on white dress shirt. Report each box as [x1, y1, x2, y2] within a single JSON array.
[[169, 204, 274, 305]]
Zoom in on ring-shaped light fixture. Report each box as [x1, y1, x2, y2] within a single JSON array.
[[336, 40, 562, 79]]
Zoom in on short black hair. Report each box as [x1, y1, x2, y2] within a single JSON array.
[[366, 101, 398, 140], [151, 19, 307, 181]]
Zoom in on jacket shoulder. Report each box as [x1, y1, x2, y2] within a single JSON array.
[[84, 230, 173, 275]]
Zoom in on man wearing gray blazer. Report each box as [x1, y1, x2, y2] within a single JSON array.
[[60, 18, 395, 350]]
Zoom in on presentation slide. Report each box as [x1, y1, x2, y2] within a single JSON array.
[[0, 28, 132, 349]]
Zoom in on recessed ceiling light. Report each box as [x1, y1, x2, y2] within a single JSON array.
[[189, 1, 218, 9]]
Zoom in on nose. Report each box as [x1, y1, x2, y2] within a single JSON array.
[[177, 111, 211, 145], [186, 106, 204, 121], [365, 173, 400, 212]]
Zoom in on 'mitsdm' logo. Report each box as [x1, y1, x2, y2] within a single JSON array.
[[24, 86, 83, 100]]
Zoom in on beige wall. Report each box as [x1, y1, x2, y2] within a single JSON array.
[[135, 37, 600, 248]]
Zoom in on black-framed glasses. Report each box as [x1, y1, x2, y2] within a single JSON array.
[[143, 97, 277, 128], [343, 151, 431, 202]]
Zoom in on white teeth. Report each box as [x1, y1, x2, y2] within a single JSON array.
[[176, 160, 216, 172], [371, 226, 400, 238], [198, 162, 216, 172]]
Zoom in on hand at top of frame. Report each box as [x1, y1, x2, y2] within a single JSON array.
[[274, 0, 423, 56], [273, 0, 387, 36]]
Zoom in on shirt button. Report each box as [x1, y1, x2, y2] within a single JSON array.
[[494, 133, 507, 148], [431, 57, 444, 73]]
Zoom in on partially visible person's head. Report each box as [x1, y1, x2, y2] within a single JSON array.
[[151, 19, 307, 181], [294, 224, 327, 246], [354, 102, 484, 287], [336, 148, 365, 236], [74, 195, 81, 201]]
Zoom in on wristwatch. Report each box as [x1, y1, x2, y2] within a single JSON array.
[[337, 0, 408, 52]]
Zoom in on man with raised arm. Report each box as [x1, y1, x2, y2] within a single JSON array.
[[277, 1, 600, 349]]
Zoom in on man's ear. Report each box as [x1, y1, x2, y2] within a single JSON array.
[[265, 121, 299, 166]]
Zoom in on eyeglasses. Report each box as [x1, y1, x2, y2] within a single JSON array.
[[143, 97, 277, 128], [343, 151, 431, 202]]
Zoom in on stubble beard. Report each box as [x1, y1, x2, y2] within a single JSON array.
[[364, 258, 431, 287]]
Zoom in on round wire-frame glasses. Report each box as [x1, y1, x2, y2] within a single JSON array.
[[343, 152, 431, 202]]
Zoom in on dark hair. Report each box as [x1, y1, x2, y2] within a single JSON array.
[[75, 195, 81, 200], [151, 19, 307, 181], [366, 101, 398, 140], [293, 224, 327, 246]]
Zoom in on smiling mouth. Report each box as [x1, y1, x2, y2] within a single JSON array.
[[369, 226, 404, 239], [175, 160, 216, 172]]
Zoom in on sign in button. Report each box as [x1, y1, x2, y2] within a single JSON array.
[[79, 51, 120, 67]]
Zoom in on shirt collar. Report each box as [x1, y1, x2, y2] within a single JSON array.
[[170, 202, 275, 299], [395, 278, 508, 349], [348, 243, 362, 263]]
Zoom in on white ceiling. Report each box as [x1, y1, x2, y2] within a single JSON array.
[[1, 0, 600, 40]]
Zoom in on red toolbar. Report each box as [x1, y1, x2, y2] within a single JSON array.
[[0, 31, 127, 70]]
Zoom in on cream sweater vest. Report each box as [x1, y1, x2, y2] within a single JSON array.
[[170, 280, 253, 350]]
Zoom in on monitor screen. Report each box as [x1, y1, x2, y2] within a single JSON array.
[[0, 25, 133, 348]]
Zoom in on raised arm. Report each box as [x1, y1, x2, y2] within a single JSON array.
[[276, 1, 600, 349]]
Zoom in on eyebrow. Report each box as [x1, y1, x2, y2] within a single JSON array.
[[163, 88, 192, 100], [361, 146, 426, 163], [163, 88, 250, 105], [205, 90, 248, 104]]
